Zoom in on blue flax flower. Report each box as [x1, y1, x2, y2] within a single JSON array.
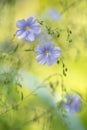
[[16, 17, 41, 42], [35, 42, 61, 66], [46, 9, 61, 21], [63, 94, 81, 113]]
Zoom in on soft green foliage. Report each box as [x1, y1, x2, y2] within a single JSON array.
[[0, 0, 87, 130]]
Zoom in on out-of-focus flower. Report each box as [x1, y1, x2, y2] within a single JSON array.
[[37, 32, 52, 44], [16, 17, 41, 42], [46, 9, 61, 21], [35, 42, 61, 66], [63, 94, 82, 114]]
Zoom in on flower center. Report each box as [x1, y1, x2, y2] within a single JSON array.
[[67, 98, 72, 104], [45, 50, 50, 56], [25, 26, 30, 30]]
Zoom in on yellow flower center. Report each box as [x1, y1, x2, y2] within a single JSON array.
[[45, 50, 50, 56], [25, 26, 30, 30]]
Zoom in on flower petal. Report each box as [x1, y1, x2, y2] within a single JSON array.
[[44, 42, 54, 50], [16, 19, 26, 28], [16, 31, 27, 39], [26, 32, 35, 42], [36, 54, 46, 65], [52, 47, 61, 58], [47, 55, 57, 66], [16, 30, 24, 36], [35, 45, 45, 54], [26, 17, 36, 24], [31, 24, 41, 34]]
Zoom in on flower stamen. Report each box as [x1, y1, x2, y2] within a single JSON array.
[[45, 50, 50, 56], [25, 26, 30, 30]]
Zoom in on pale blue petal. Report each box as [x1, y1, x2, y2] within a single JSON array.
[[47, 56, 57, 66], [44, 42, 54, 50], [17, 31, 27, 39], [26, 17, 36, 24], [16, 19, 26, 28], [31, 24, 41, 34], [26, 32, 35, 42], [52, 47, 61, 58], [36, 54, 47, 65], [35, 45, 45, 54], [16, 30, 25, 36]]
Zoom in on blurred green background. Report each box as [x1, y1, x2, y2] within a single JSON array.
[[0, 0, 87, 130]]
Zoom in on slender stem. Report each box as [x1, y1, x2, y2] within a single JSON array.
[[14, 106, 56, 130], [0, 73, 59, 117]]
